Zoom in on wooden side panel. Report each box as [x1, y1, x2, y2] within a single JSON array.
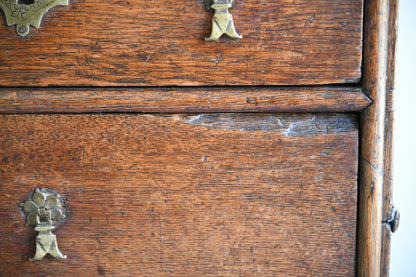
[[0, 114, 358, 276], [0, 87, 371, 114], [358, 0, 394, 276], [0, 0, 363, 86], [381, 0, 398, 275]]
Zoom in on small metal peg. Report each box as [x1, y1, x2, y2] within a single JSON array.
[[383, 207, 400, 233]]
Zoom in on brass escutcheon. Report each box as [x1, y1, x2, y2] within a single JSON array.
[[20, 188, 67, 261], [206, 0, 242, 41], [0, 0, 68, 37]]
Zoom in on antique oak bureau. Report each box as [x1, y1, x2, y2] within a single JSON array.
[[0, 0, 397, 276]]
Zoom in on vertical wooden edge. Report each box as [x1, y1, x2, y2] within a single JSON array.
[[358, 0, 397, 276], [381, 0, 399, 276]]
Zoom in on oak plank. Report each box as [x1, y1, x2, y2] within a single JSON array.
[[0, 0, 363, 86], [0, 113, 358, 276]]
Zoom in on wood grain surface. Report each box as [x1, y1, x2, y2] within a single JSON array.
[[0, 86, 371, 113], [381, 0, 398, 275], [0, 113, 358, 276], [0, 0, 363, 86], [357, 0, 395, 276]]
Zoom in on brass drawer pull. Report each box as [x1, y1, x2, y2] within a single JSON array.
[[206, 0, 242, 41], [0, 0, 68, 37], [20, 188, 67, 261]]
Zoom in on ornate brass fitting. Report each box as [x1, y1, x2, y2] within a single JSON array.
[[20, 188, 67, 261], [206, 0, 242, 41], [0, 0, 68, 37]]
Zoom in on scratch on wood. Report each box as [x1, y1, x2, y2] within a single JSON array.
[[309, 14, 316, 23], [152, 177, 169, 199], [272, 115, 287, 128], [223, 241, 237, 263], [96, 237, 102, 245], [362, 159, 392, 182], [81, 145, 86, 165], [85, 57, 94, 71], [159, 213, 163, 267], [143, 54, 152, 66], [215, 53, 223, 66]]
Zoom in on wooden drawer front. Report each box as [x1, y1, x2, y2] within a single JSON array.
[[0, 114, 358, 276], [0, 0, 362, 86]]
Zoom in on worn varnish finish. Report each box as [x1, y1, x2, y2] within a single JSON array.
[[0, 113, 358, 276], [0, 0, 363, 86], [0, 87, 371, 113]]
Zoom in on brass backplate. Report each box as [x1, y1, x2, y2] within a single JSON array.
[[21, 188, 67, 261], [0, 0, 68, 37]]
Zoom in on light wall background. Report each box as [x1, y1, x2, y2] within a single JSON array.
[[390, 0, 416, 276]]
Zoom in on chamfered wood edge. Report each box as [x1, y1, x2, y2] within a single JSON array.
[[0, 86, 370, 114], [357, 0, 397, 276]]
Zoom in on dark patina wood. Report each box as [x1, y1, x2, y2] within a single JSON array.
[[0, 0, 363, 86], [0, 113, 358, 276], [0, 87, 370, 114]]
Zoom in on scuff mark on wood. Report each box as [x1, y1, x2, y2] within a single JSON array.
[[182, 114, 357, 137]]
